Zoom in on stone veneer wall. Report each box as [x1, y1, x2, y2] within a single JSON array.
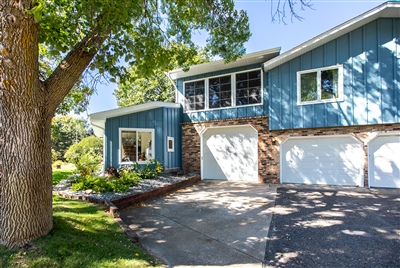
[[181, 116, 400, 186]]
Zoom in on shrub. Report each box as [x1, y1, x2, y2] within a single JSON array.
[[65, 136, 103, 176], [135, 159, 163, 180], [70, 159, 163, 193]]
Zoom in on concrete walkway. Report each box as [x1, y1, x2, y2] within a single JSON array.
[[119, 180, 277, 268]]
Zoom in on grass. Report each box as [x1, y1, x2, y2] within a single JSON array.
[[0, 166, 164, 268], [52, 163, 76, 185]]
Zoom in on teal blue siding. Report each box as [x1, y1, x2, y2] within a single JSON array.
[[177, 64, 268, 122], [269, 18, 400, 130], [104, 107, 181, 170]]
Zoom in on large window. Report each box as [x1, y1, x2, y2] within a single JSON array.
[[183, 69, 262, 112], [297, 65, 343, 104], [209, 75, 232, 109], [184, 80, 205, 111], [236, 70, 262, 106], [119, 128, 154, 163]]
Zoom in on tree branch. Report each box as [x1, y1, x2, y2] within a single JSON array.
[[44, 25, 108, 115], [271, 0, 313, 24]]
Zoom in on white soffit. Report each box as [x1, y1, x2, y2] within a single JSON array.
[[89, 101, 180, 137], [168, 47, 281, 80], [263, 1, 400, 72]]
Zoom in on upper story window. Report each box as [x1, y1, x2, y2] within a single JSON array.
[[236, 70, 262, 106], [119, 128, 154, 163], [209, 75, 232, 109], [297, 65, 343, 105], [184, 80, 205, 111], [183, 69, 262, 112]]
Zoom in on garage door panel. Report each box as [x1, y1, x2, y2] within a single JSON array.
[[202, 126, 258, 182], [281, 136, 364, 186], [368, 134, 400, 188]]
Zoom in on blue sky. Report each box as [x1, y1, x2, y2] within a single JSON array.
[[84, 0, 385, 116]]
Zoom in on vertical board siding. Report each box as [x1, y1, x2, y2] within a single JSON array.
[[104, 107, 182, 170], [269, 18, 400, 130]]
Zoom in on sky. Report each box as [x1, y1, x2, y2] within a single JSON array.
[[83, 0, 386, 117]]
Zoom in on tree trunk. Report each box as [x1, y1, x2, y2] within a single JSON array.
[[0, 1, 53, 247]]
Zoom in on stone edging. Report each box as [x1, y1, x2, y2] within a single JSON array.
[[53, 175, 201, 217]]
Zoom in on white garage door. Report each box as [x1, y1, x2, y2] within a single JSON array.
[[202, 125, 258, 182], [281, 135, 364, 186], [368, 133, 400, 188]]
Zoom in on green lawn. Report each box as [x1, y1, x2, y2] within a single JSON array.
[[0, 169, 163, 268], [52, 163, 76, 185]]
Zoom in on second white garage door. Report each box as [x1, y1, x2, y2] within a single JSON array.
[[202, 125, 258, 182], [281, 135, 364, 186], [368, 133, 400, 188]]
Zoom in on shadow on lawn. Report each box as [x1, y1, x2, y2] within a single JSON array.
[[0, 196, 160, 268], [263, 188, 400, 268]]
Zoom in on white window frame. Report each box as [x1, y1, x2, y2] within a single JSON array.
[[183, 78, 206, 112], [183, 68, 263, 113], [167, 137, 174, 152], [297, 65, 344, 105], [119, 128, 155, 164]]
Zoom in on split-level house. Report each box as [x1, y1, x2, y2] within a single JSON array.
[[90, 1, 400, 188]]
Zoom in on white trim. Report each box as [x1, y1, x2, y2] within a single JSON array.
[[167, 136, 175, 152], [200, 124, 258, 181], [263, 2, 400, 72], [169, 47, 280, 79], [280, 134, 364, 186], [367, 132, 400, 188], [119, 128, 155, 165], [296, 65, 344, 105], [183, 68, 263, 113], [89, 102, 180, 138]]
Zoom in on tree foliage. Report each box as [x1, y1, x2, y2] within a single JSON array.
[[64, 136, 103, 175], [0, 0, 310, 248], [115, 45, 211, 107], [51, 116, 93, 162]]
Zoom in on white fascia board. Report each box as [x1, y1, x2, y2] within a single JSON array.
[[88, 101, 180, 137], [168, 47, 281, 80], [263, 2, 400, 72], [89, 101, 180, 120]]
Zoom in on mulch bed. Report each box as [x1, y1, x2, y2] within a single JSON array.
[[263, 187, 400, 268]]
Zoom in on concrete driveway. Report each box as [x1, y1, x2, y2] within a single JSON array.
[[119, 181, 399, 267], [119, 180, 277, 268]]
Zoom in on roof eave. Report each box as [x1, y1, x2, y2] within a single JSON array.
[[168, 47, 281, 80], [263, 1, 400, 72], [88, 101, 181, 137]]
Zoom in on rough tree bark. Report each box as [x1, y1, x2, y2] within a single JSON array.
[[0, 0, 105, 247]]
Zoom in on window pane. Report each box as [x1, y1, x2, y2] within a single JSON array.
[[185, 80, 205, 111], [208, 75, 231, 109], [300, 72, 318, 102], [236, 70, 261, 106], [248, 70, 261, 79], [121, 131, 137, 162], [138, 132, 152, 160], [321, 69, 339, 99], [236, 72, 247, 81]]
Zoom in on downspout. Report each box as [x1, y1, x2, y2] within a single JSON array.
[[166, 71, 179, 104]]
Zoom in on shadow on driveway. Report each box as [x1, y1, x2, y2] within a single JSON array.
[[264, 187, 400, 268], [120, 180, 277, 267]]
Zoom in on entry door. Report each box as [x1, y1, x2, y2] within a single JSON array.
[[202, 125, 258, 182]]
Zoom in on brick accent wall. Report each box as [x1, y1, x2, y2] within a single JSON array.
[[181, 117, 400, 186]]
